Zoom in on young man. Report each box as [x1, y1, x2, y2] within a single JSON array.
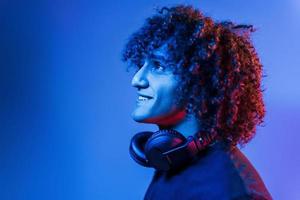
[[122, 5, 272, 200]]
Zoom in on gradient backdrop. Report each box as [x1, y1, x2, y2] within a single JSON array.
[[1, 0, 299, 199]]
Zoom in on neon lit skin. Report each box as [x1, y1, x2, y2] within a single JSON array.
[[131, 45, 186, 127]]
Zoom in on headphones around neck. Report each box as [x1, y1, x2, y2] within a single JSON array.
[[129, 129, 217, 171]]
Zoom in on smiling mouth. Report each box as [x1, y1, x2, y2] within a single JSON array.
[[137, 95, 153, 103], [138, 96, 149, 101]]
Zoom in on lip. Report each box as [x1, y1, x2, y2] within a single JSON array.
[[137, 92, 153, 99]]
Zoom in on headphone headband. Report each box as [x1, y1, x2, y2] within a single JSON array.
[[129, 129, 217, 171]]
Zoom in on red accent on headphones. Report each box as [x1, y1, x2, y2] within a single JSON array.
[[129, 129, 216, 171]]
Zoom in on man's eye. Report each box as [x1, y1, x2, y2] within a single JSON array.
[[152, 61, 165, 72]]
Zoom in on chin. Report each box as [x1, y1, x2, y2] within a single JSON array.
[[131, 111, 159, 124], [131, 111, 148, 123]]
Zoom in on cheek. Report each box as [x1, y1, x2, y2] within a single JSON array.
[[155, 84, 180, 109]]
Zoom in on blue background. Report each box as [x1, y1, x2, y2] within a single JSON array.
[[0, 0, 299, 199]]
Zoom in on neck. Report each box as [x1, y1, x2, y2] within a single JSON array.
[[158, 114, 201, 137]]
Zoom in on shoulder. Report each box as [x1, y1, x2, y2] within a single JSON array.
[[144, 140, 272, 200], [189, 140, 272, 199]]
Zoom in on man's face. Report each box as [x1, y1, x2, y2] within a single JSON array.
[[131, 44, 186, 126]]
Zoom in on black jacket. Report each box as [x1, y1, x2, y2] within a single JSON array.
[[144, 140, 272, 200]]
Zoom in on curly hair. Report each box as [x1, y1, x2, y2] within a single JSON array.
[[121, 5, 266, 147]]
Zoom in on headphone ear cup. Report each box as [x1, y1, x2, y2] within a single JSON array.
[[129, 131, 153, 167], [145, 130, 187, 171]]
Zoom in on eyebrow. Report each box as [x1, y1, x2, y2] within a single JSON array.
[[149, 54, 168, 62]]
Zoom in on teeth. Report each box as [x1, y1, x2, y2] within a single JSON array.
[[138, 96, 149, 101]]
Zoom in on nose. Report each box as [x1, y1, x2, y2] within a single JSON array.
[[131, 63, 149, 89]]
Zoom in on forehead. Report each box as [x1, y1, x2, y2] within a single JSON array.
[[153, 43, 168, 55], [148, 43, 172, 61]]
